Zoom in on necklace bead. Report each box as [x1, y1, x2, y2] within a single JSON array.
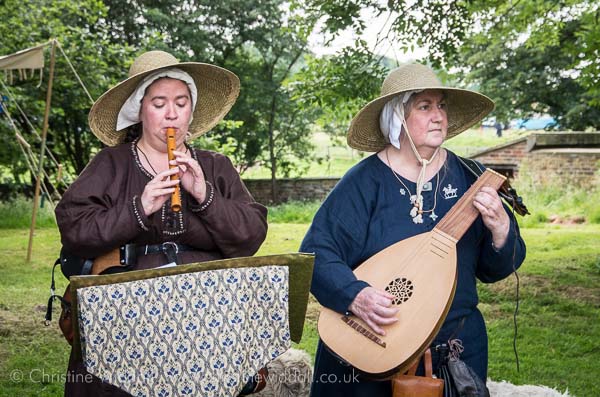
[[385, 148, 440, 223]]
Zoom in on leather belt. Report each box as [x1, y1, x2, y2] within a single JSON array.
[[120, 242, 196, 268]]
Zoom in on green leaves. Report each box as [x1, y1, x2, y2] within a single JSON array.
[[0, 0, 131, 187], [456, 0, 600, 129], [309, 0, 600, 130], [290, 41, 387, 136]]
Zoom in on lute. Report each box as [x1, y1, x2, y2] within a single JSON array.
[[317, 168, 506, 378]]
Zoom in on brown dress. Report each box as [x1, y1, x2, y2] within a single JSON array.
[[55, 140, 268, 396]]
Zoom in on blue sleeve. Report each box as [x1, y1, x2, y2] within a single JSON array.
[[476, 203, 526, 282], [299, 170, 374, 314]]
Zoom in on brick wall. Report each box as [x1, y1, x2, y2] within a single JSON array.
[[519, 149, 600, 187], [471, 133, 600, 186], [471, 139, 528, 170], [243, 177, 339, 204]]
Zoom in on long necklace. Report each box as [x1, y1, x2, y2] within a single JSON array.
[[136, 143, 159, 176], [385, 148, 440, 224]]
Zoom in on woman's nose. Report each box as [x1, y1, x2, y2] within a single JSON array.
[[431, 106, 446, 122], [165, 103, 178, 120]]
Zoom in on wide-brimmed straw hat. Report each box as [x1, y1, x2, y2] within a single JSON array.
[[347, 63, 494, 152], [88, 50, 240, 146]]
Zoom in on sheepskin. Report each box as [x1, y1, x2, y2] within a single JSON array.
[[254, 348, 313, 397], [487, 379, 571, 397]]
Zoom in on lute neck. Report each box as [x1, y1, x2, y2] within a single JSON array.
[[434, 169, 506, 241]]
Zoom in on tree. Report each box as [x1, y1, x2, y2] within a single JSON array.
[[0, 0, 131, 189], [103, 0, 322, 200], [308, 0, 600, 131], [2, 0, 327, 201], [306, 0, 471, 67], [291, 41, 388, 138], [457, 1, 600, 130]]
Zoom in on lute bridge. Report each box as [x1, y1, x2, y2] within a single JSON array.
[[341, 315, 386, 348]]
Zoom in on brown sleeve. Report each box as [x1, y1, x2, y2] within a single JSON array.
[[54, 149, 146, 258], [188, 152, 268, 258]]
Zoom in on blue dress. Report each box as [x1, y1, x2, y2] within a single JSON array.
[[300, 151, 526, 396]]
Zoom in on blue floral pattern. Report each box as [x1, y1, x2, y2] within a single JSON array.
[[77, 266, 290, 397]]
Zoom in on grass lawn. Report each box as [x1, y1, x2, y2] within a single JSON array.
[[0, 222, 598, 396]]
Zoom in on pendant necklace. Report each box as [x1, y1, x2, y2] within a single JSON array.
[[385, 148, 440, 224]]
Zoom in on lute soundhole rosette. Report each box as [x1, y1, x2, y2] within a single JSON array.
[[385, 277, 414, 305]]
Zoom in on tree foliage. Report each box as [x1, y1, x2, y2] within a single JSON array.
[[0, 0, 131, 191], [457, 0, 600, 130], [307, 0, 471, 67], [291, 41, 388, 137], [310, 0, 600, 130], [1, 0, 323, 199]]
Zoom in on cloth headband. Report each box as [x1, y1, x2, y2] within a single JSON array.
[[116, 68, 198, 131], [379, 90, 422, 149]]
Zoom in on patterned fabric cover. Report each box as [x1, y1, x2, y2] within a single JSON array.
[[77, 265, 290, 397]]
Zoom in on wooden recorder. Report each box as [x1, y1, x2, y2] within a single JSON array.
[[166, 128, 182, 212]]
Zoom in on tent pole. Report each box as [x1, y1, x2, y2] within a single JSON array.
[[26, 39, 56, 262]]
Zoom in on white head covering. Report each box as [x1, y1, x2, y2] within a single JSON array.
[[116, 68, 198, 131], [379, 90, 421, 149]]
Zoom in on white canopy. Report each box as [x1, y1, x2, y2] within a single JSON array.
[[0, 43, 45, 70], [0, 42, 47, 83]]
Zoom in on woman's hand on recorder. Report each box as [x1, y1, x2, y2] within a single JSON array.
[[348, 286, 399, 336], [171, 150, 207, 203], [140, 168, 180, 216]]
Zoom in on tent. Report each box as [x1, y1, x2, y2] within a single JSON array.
[[0, 39, 93, 261], [0, 42, 45, 83]]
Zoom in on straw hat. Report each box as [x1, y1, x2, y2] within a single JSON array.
[[88, 50, 240, 146], [347, 63, 494, 152]]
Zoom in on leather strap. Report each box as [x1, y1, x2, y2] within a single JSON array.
[[424, 348, 433, 378], [134, 242, 195, 265], [405, 348, 434, 377], [92, 242, 196, 275], [80, 259, 94, 275], [406, 357, 419, 376]]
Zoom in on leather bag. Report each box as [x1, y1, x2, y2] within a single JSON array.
[[391, 349, 444, 397], [58, 284, 74, 345]]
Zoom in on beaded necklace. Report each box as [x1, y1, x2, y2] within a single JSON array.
[[385, 148, 440, 224]]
